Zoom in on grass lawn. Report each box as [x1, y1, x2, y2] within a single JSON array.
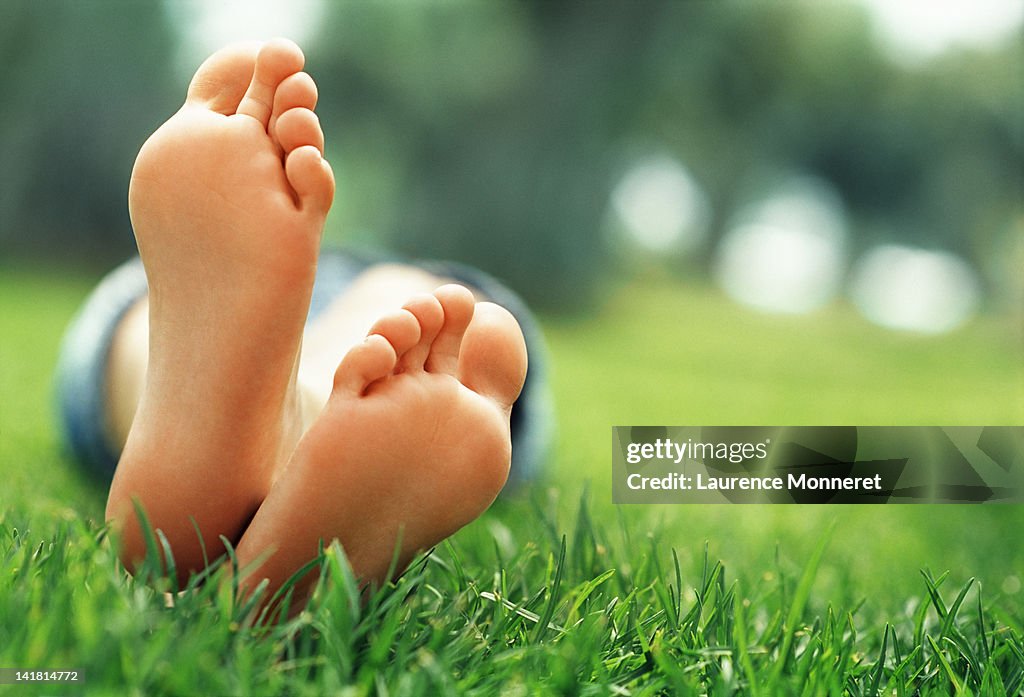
[[1, 265, 1022, 695]]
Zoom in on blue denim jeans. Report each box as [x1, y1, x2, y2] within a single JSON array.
[[54, 251, 553, 487]]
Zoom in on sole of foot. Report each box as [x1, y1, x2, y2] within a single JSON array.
[[234, 284, 527, 607], [106, 38, 335, 581]]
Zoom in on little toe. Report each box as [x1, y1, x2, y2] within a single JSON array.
[[185, 41, 260, 114], [236, 38, 305, 129], [396, 294, 445, 372], [270, 72, 318, 137], [425, 284, 476, 375], [333, 334, 397, 395], [368, 309, 422, 360], [457, 302, 528, 409], [285, 146, 335, 213], [276, 108, 324, 155]]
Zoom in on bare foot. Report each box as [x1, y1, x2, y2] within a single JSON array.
[[106, 39, 335, 580], [234, 285, 527, 605]]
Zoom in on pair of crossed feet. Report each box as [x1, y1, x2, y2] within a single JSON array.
[[105, 39, 527, 607]]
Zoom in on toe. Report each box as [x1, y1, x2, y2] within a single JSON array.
[[270, 71, 318, 138], [285, 146, 334, 213], [276, 108, 324, 155], [236, 38, 305, 129], [425, 285, 475, 375], [368, 309, 422, 360], [396, 294, 445, 372], [333, 334, 397, 395], [457, 302, 528, 409], [185, 41, 260, 114]]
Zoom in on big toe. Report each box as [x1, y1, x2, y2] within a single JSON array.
[[185, 41, 260, 114], [457, 302, 527, 410]]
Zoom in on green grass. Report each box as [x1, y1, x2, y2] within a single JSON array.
[[1, 266, 1022, 695]]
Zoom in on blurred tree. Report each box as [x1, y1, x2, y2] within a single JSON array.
[[313, 1, 669, 309], [0, 0, 177, 269], [622, 2, 1022, 302], [309, 1, 1020, 309], [3, 1, 1019, 315]]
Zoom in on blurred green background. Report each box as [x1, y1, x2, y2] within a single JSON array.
[[2, 1, 1022, 318], [0, 0, 1022, 622]]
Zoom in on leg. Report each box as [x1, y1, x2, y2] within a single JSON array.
[[234, 285, 528, 605], [105, 39, 334, 581], [105, 297, 149, 448], [101, 262, 460, 458]]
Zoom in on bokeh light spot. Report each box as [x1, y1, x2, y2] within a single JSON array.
[[715, 176, 846, 315], [611, 156, 710, 254], [858, 0, 1024, 64], [849, 245, 980, 334]]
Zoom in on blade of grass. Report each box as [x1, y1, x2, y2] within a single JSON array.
[[927, 635, 965, 695], [733, 584, 762, 697], [767, 519, 834, 688], [975, 582, 990, 665], [938, 577, 974, 640], [869, 622, 890, 695], [154, 529, 178, 594], [130, 498, 162, 581], [531, 535, 566, 644]]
